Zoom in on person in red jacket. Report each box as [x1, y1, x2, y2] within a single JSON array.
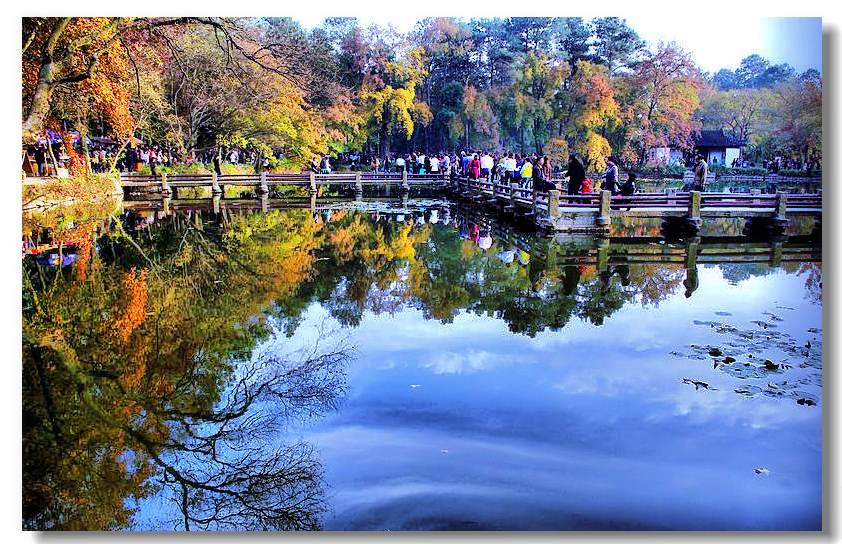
[[470, 154, 481, 179]]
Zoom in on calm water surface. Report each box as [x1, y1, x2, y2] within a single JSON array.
[[22, 199, 822, 531]]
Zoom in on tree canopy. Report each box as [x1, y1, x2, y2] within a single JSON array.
[[22, 17, 821, 170]]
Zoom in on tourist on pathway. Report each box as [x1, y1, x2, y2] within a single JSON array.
[[212, 153, 221, 176], [603, 158, 619, 195], [480, 151, 493, 181], [620, 172, 637, 196], [151, 149, 160, 177], [470, 154, 481, 180], [693, 155, 708, 192], [430, 154, 439, 174], [533, 157, 554, 191], [34, 145, 47, 177], [519, 156, 533, 197], [319, 155, 331, 174], [542, 156, 552, 186], [503, 153, 516, 184], [567, 154, 586, 195]]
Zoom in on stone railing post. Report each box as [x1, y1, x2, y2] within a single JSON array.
[[211, 171, 222, 194], [160, 172, 171, 197], [596, 190, 611, 228], [258, 172, 269, 195], [309, 171, 317, 196], [401, 169, 409, 191], [687, 190, 701, 225], [355, 172, 363, 193], [548, 190, 560, 220], [774, 192, 788, 222]]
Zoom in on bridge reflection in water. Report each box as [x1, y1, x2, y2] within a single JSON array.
[[120, 197, 820, 301]]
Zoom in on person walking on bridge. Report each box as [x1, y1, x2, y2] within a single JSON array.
[[470, 153, 481, 180], [603, 158, 619, 195], [519, 156, 533, 197], [567, 154, 586, 195], [693, 154, 708, 192], [480, 151, 493, 182]]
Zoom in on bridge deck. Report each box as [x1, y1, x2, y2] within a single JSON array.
[[120, 172, 822, 233]]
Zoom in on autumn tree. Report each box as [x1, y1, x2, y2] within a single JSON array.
[[505, 52, 568, 153], [776, 77, 822, 164], [359, 43, 428, 157], [623, 42, 702, 165], [564, 60, 620, 170], [698, 87, 779, 143]]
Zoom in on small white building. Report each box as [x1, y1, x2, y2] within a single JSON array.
[[694, 129, 745, 167], [645, 129, 745, 168]]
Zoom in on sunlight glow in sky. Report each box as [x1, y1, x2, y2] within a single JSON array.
[[294, 15, 822, 74]]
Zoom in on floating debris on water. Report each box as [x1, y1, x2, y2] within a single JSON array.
[[679, 311, 821, 404], [682, 378, 716, 390], [750, 320, 778, 329]]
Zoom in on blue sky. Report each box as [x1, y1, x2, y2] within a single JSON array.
[[296, 15, 822, 74], [628, 16, 822, 74]]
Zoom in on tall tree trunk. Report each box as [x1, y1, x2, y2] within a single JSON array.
[[46, 141, 59, 176], [22, 18, 71, 142], [464, 120, 470, 150], [379, 118, 390, 160], [77, 118, 91, 174]]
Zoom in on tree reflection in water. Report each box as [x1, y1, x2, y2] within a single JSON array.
[[23, 208, 351, 531], [21, 201, 821, 530]]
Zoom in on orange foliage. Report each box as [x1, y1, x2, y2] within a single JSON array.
[[113, 268, 148, 343]]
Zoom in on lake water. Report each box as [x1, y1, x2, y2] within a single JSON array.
[[22, 198, 822, 531]]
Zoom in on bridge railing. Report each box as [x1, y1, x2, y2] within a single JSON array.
[[451, 175, 822, 209], [120, 172, 449, 184]]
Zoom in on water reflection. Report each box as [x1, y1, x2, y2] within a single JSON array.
[[22, 199, 822, 530]]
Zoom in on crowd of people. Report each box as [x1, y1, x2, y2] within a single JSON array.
[[308, 149, 639, 196], [726, 154, 820, 175], [27, 133, 817, 197]]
